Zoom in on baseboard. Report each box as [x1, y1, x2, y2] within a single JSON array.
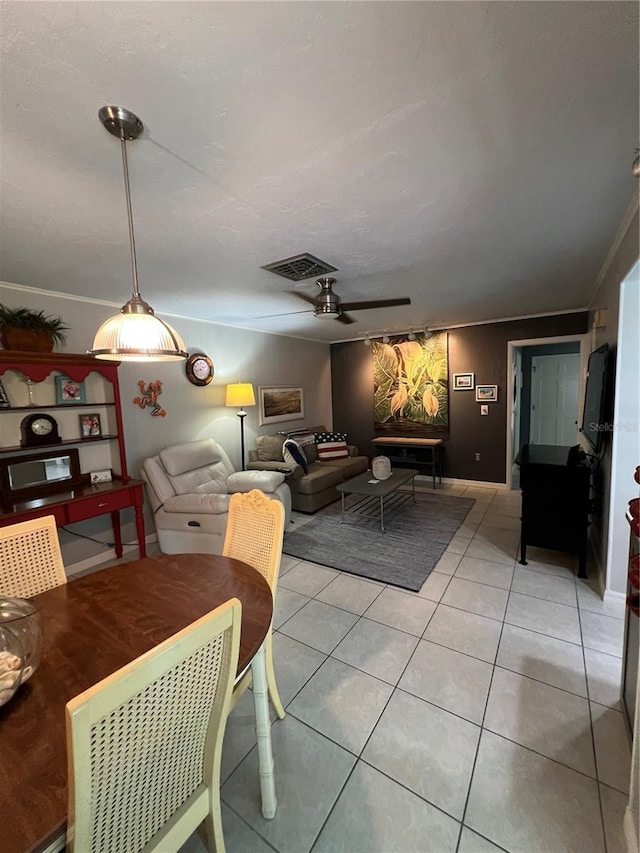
[[415, 475, 509, 491], [624, 805, 638, 853], [604, 589, 627, 605], [66, 533, 158, 577]]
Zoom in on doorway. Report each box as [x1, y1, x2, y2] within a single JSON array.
[[506, 335, 588, 490]]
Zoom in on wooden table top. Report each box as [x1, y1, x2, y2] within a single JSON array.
[[371, 437, 443, 447], [337, 468, 419, 496], [0, 553, 273, 853]]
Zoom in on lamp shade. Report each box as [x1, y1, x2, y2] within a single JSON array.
[[225, 383, 256, 408], [91, 304, 188, 362]]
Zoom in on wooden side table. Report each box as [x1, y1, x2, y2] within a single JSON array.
[[371, 437, 444, 488]]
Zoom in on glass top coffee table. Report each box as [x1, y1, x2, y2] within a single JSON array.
[[336, 468, 418, 532]]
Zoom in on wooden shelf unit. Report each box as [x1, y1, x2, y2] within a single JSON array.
[[0, 351, 127, 475], [0, 351, 146, 558]]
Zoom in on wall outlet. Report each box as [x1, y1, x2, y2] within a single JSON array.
[[474, 452, 481, 462]]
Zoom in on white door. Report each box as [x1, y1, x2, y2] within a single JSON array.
[[530, 353, 580, 445]]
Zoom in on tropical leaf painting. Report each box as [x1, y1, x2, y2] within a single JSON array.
[[373, 333, 449, 431]]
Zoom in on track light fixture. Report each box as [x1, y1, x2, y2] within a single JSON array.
[[382, 332, 390, 344], [634, 149, 640, 177], [363, 333, 371, 346], [408, 330, 416, 341]]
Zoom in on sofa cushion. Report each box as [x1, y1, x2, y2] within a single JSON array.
[[283, 439, 308, 473], [227, 470, 286, 493], [321, 455, 369, 478], [160, 439, 224, 476], [162, 493, 230, 514], [305, 442, 319, 463], [295, 462, 344, 495], [256, 434, 285, 462], [315, 432, 349, 461], [196, 480, 229, 495]]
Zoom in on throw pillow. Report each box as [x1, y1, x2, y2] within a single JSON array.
[[283, 439, 308, 473], [314, 432, 349, 461], [255, 434, 285, 462]]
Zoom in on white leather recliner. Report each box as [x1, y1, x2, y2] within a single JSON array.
[[142, 439, 292, 555]]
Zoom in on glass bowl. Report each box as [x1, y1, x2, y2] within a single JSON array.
[[0, 597, 43, 702], [0, 624, 24, 707]]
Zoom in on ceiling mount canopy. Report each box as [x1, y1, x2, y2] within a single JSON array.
[[89, 106, 188, 362]]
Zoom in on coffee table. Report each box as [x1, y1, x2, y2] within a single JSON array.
[[337, 468, 418, 532]]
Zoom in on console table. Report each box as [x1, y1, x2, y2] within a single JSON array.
[[0, 478, 146, 559], [371, 437, 443, 488]]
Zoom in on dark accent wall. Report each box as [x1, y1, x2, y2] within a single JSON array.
[[331, 312, 589, 484]]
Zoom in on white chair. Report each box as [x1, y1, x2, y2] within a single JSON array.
[[65, 598, 242, 853], [223, 489, 286, 719], [142, 439, 291, 555], [0, 515, 66, 597]]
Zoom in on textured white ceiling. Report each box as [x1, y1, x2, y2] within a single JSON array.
[[0, 1, 637, 343]]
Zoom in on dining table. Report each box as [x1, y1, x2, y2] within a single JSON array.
[[0, 552, 277, 853]]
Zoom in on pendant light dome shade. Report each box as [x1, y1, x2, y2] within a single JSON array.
[[89, 106, 188, 362], [91, 297, 188, 362]]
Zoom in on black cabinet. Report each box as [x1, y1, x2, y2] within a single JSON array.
[[516, 444, 591, 578]]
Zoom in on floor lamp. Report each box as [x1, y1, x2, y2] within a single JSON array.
[[225, 383, 256, 471]]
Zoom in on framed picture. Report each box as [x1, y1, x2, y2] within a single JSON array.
[[55, 376, 86, 404], [258, 386, 304, 426], [79, 413, 102, 438], [453, 373, 475, 391], [476, 385, 498, 402], [0, 380, 10, 408]]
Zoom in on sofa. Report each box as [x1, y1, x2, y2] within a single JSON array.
[[247, 425, 369, 513], [142, 438, 292, 555]]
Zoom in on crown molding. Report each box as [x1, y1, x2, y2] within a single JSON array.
[[588, 192, 640, 307]]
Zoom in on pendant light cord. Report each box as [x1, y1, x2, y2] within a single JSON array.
[[120, 133, 140, 299]]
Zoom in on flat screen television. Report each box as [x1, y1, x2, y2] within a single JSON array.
[[580, 343, 611, 453]]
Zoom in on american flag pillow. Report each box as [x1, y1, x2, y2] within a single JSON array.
[[314, 432, 349, 461]]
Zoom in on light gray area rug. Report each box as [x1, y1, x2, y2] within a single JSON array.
[[283, 492, 475, 591]]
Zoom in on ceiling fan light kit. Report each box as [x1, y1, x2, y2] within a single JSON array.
[[89, 106, 188, 362]]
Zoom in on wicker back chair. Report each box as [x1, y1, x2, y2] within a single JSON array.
[[66, 598, 241, 853], [0, 515, 66, 597], [223, 489, 286, 718]]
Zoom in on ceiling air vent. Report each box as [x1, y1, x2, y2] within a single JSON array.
[[261, 253, 337, 282]]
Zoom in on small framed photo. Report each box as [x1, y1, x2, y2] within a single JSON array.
[[453, 373, 475, 391], [0, 380, 10, 408], [79, 413, 102, 438], [476, 385, 498, 403], [55, 376, 86, 404]]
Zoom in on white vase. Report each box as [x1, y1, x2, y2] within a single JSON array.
[[372, 456, 392, 480]]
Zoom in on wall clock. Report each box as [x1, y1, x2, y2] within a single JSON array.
[[20, 413, 62, 447], [185, 353, 214, 387]]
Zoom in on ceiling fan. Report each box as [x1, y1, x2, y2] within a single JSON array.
[[261, 277, 411, 325]]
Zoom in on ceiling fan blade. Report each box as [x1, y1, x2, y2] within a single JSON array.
[[289, 291, 317, 306], [340, 298, 411, 311], [254, 309, 313, 319], [337, 313, 356, 325]]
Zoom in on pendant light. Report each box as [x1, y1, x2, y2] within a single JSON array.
[[90, 106, 188, 362]]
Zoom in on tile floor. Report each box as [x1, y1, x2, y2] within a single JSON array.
[[181, 482, 632, 853]]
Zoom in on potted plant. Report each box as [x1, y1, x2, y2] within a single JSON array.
[[0, 306, 68, 352]]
